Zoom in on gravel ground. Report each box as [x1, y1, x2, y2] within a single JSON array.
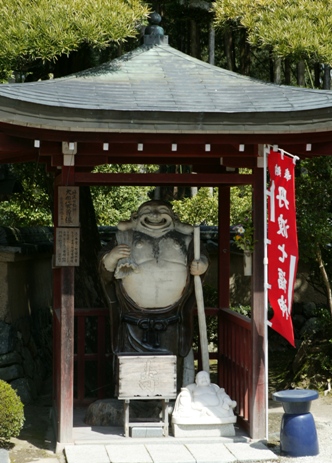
[[268, 393, 332, 463]]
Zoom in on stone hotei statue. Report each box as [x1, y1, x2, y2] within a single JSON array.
[[172, 371, 237, 422], [99, 200, 208, 357]]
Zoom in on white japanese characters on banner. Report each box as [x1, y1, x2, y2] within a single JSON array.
[[267, 149, 298, 346]]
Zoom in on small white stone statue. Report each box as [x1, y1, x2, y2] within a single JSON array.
[[172, 371, 237, 437], [173, 371, 237, 421]]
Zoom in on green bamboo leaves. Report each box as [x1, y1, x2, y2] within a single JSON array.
[[214, 0, 332, 63], [0, 0, 149, 80]]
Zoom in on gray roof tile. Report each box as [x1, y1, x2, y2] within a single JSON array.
[[0, 43, 332, 133]]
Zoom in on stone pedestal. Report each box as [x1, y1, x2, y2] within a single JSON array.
[[172, 416, 237, 437], [171, 371, 237, 438]]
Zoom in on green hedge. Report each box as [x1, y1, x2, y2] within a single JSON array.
[[0, 380, 24, 441]]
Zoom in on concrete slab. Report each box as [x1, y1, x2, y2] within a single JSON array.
[[225, 442, 279, 461], [131, 427, 164, 438], [185, 443, 237, 463], [106, 444, 153, 463], [26, 460, 61, 463], [146, 443, 196, 463], [0, 450, 9, 463], [65, 444, 110, 463]]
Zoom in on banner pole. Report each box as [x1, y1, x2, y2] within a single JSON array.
[[268, 145, 300, 162], [263, 145, 269, 441], [194, 225, 210, 374]]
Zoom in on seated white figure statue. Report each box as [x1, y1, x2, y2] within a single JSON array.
[[172, 371, 237, 423]]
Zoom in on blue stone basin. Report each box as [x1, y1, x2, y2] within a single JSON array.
[[273, 389, 319, 414]]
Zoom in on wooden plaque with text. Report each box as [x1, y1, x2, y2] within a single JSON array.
[[55, 228, 80, 267], [58, 186, 79, 227]]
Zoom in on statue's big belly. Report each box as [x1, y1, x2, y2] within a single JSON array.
[[122, 261, 188, 308]]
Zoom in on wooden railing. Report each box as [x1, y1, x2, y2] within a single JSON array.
[[53, 307, 112, 406], [74, 308, 112, 404], [54, 305, 252, 424], [219, 308, 252, 433]]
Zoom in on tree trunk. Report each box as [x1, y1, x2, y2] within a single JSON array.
[[239, 28, 250, 76], [75, 186, 107, 308], [223, 23, 235, 71], [190, 19, 199, 58], [297, 61, 305, 86], [314, 63, 321, 88], [274, 57, 282, 84], [284, 58, 291, 85], [209, 23, 215, 65], [269, 53, 274, 83], [316, 246, 332, 316], [323, 64, 331, 90]]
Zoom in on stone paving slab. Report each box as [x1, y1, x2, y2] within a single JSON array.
[[185, 443, 237, 463], [225, 442, 278, 461], [146, 443, 196, 463], [106, 443, 153, 463], [64, 442, 278, 463], [65, 444, 110, 463]]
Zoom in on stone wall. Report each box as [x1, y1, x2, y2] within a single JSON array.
[[0, 227, 53, 403], [0, 312, 52, 403], [0, 226, 53, 323]]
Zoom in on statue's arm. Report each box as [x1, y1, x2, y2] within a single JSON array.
[[99, 239, 130, 281], [102, 244, 131, 272]]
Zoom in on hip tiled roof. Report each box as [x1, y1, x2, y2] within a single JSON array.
[[0, 43, 332, 133]]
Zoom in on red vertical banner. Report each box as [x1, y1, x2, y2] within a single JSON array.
[[268, 149, 298, 347]]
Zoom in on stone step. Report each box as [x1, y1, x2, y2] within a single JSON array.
[[64, 441, 278, 463]]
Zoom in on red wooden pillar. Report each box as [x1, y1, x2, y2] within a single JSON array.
[[58, 266, 75, 443], [54, 166, 76, 444], [250, 160, 267, 439], [217, 185, 231, 385]]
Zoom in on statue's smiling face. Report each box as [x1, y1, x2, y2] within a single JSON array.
[[135, 202, 175, 235], [196, 371, 211, 387]]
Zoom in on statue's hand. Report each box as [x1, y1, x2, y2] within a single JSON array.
[[190, 256, 208, 276], [102, 245, 131, 272]]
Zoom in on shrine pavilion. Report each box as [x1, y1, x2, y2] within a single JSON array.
[[1, 24, 332, 446]]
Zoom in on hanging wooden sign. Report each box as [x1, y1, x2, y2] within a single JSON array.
[[55, 227, 80, 267], [58, 186, 79, 227]]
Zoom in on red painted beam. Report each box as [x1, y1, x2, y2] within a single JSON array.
[[2, 121, 332, 146], [280, 142, 332, 157], [73, 172, 254, 186], [41, 141, 256, 158]]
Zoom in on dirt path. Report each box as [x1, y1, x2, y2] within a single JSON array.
[[9, 380, 65, 463]]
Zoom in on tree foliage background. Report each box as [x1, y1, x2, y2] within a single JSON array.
[[0, 0, 149, 81]]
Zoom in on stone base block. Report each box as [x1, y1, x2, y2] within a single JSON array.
[[131, 426, 164, 438], [172, 422, 236, 437]]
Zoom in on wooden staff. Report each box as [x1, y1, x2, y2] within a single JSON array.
[[194, 225, 210, 374]]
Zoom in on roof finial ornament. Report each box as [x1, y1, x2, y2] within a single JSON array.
[[144, 12, 168, 46]]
